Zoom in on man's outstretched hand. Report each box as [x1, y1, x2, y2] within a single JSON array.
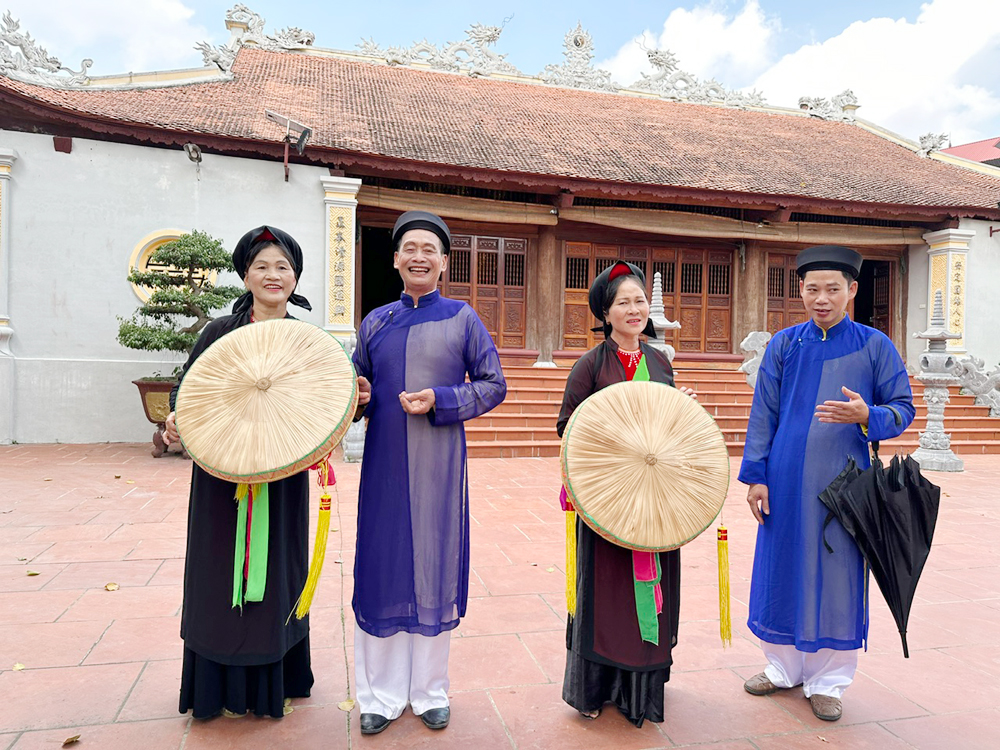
[[815, 386, 869, 426]]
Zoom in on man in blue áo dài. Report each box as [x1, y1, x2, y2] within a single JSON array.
[[350, 211, 507, 735], [739, 245, 914, 722]]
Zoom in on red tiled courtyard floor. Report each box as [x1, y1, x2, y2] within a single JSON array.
[[1, 444, 999, 749]]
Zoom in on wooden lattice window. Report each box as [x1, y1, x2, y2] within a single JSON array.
[[566, 257, 589, 290], [768, 266, 785, 298], [681, 263, 703, 294], [708, 263, 730, 295], [477, 250, 498, 286], [653, 261, 675, 293]]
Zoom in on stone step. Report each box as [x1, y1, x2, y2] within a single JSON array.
[[492, 400, 561, 415]]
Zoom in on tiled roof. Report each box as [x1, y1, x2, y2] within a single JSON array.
[[943, 137, 1000, 164], [4, 48, 1000, 212]]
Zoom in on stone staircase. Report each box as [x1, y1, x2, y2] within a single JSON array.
[[466, 361, 1000, 459]]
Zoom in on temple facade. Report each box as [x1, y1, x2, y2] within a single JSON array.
[[2, 6, 999, 443]]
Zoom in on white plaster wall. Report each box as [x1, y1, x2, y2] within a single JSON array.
[[0, 129, 330, 443], [905, 219, 1000, 370], [961, 218, 1000, 368]]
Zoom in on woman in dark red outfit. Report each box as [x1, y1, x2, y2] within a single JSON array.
[[557, 261, 694, 727]]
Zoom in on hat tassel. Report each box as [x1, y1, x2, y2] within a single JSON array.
[[718, 524, 732, 647], [291, 458, 335, 621]]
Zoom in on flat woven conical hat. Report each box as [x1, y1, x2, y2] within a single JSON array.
[[176, 319, 358, 483], [561, 380, 730, 552]]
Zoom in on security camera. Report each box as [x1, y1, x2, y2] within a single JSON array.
[[183, 143, 202, 163], [265, 110, 313, 155]]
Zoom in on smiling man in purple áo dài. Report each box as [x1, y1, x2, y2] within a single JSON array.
[[350, 211, 507, 735]]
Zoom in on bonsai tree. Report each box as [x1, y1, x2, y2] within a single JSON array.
[[118, 230, 244, 379]]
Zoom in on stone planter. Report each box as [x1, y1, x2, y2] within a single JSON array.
[[132, 378, 185, 458]]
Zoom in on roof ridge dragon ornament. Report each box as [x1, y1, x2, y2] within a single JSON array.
[[198, 5, 315, 72], [628, 43, 766, 107], [0, 11, 92, 87], [358, 22, 522, 77]]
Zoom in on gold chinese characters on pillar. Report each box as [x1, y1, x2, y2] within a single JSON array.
[[326, 203, 354, 329], [924, 228, 973, 351]]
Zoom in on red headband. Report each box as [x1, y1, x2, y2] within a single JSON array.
[[608, 262, 632, 282]]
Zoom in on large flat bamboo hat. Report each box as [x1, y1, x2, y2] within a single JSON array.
[[561, 381, 730, 551], [175, 319, 358, 483]]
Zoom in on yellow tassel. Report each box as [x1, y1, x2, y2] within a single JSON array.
[[565, 510, 577, 617], [235, 483, 249, 501], [718, 525, 732, 647], [294, 492, 331, 619], [292, 460, 333, 621]]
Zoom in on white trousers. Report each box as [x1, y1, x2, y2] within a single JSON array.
[[762, 642, 859, 699], [354, 623, 451, 718]]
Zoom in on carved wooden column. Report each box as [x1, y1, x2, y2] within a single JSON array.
[[321, 176, 362, 342], [733, 240, 767, 346], [532, 226, 561, 365], [923, 228, 974, 354], [0, 148, 17, 443]]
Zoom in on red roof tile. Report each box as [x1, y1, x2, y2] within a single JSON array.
[[3, 48, 1000, 213], [943, 137, 1000, 164]]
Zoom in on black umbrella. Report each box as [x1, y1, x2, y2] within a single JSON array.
[[818, 444, 940, 657]]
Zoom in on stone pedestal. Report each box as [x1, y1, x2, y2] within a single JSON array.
[[911, 290, 963, 472]]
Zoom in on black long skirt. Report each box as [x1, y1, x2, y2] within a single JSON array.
[[562, 650, 669, 728], [179, 634, 314, 719]]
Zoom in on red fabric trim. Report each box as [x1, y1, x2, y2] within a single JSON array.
[[608, 261, 632, 282]]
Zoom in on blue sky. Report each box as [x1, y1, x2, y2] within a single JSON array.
[[3, 1, 998, 143]]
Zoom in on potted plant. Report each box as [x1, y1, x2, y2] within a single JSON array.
[[118, 230, 244, 456]]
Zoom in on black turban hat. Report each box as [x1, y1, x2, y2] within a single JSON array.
[[392, 210, 451, 254], [231, 225, 312, 314], [588, 260, 656, 340], [796, 245, 863, 280]]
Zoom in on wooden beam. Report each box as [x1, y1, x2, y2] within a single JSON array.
[[356, 185, 558, 226], [559, 205, 926, 245]]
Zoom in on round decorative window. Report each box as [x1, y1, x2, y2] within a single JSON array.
[[128, 229, 218, 302]]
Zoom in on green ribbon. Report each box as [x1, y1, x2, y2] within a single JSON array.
[[633, 352, 651, 383], [232, 492, 248, 610], [231, 483, 270, 609], [630, 353, 660, 644], [245, 483, 269, 602], [633, 555, 661, 645]]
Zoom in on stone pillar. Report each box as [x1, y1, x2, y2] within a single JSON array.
[[321, 176, 363, 341], [533, 226, 561, 366], [922, 228, 974, 354], [321, 176, 364, 462], [0, 148, 17, 444]]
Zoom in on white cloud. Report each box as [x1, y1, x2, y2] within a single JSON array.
[[599, 1, 779, 90], [599, 0, 1000, 144], [752, 0, 1000, 144], [3, 0, 211, 75]]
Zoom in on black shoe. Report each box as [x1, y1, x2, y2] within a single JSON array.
[[419, 706, 450, 730], [360, 713, 392, 735]]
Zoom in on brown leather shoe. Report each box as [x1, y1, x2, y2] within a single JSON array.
[[809, 694, 843, 721], [743, 672, 780, 696]]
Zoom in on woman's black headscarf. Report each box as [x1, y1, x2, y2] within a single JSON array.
[[231, 225, 312, 315], [588, 260, 656, 339]]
